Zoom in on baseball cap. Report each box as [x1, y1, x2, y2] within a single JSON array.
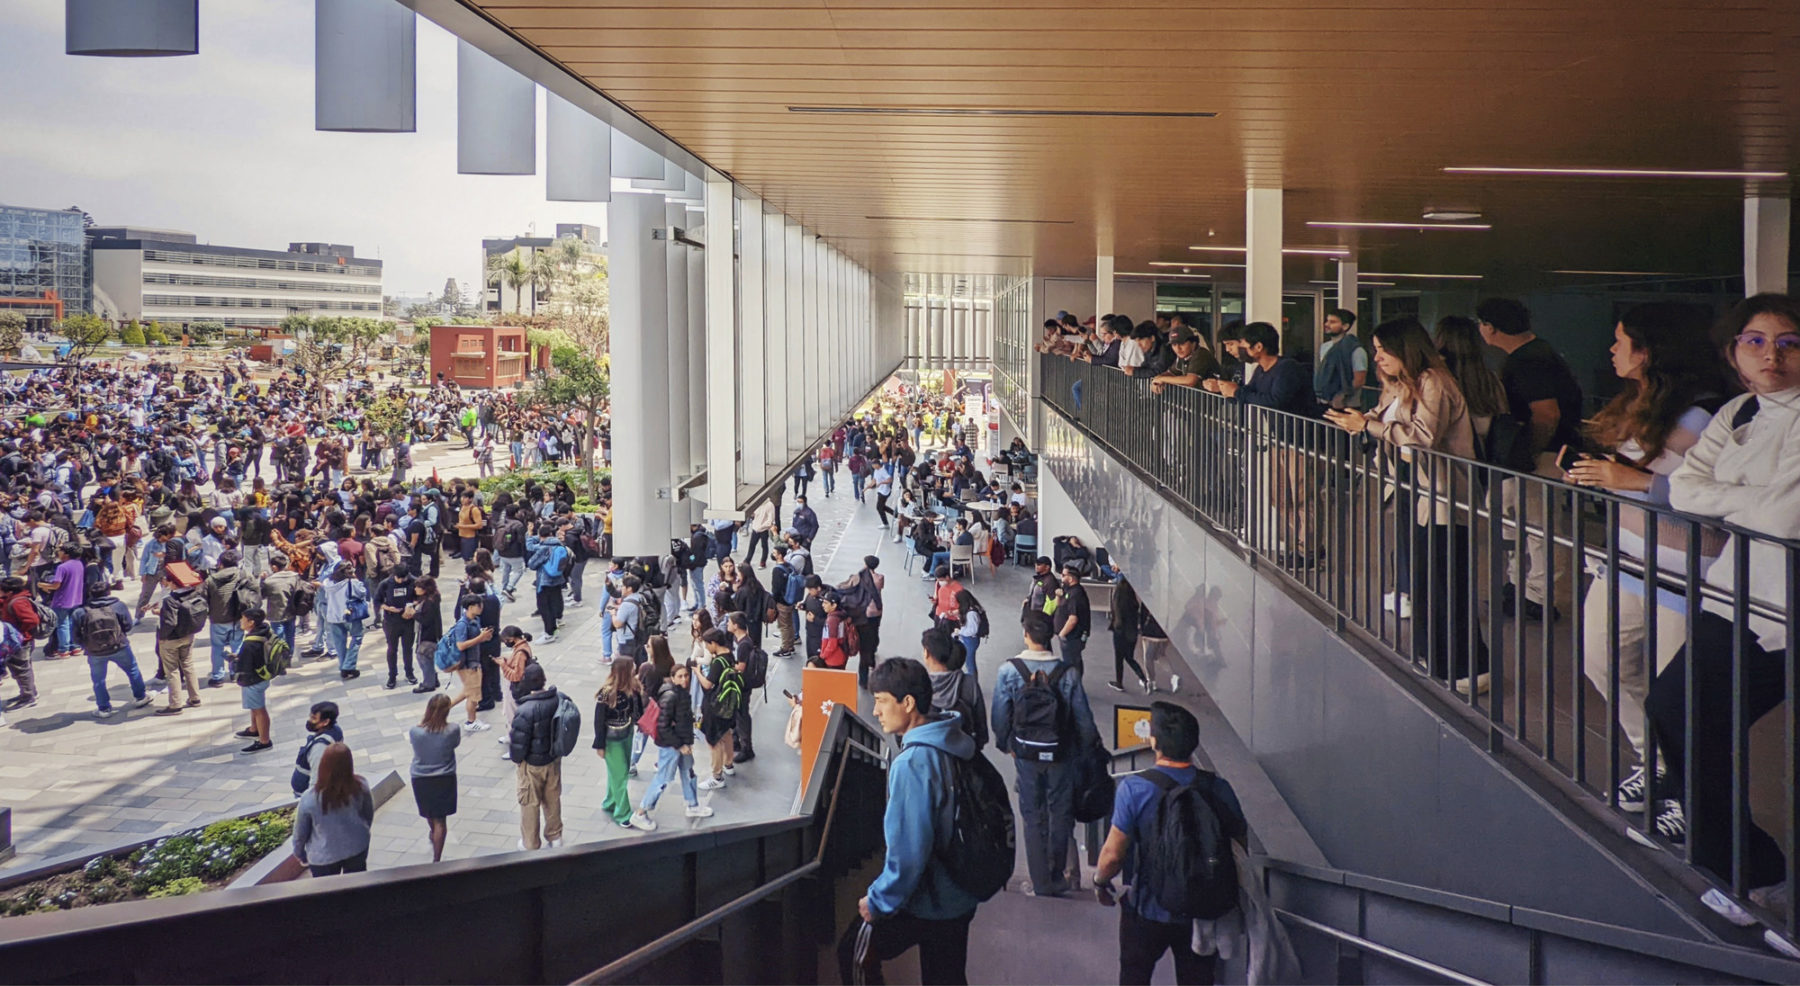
[[1171, 328, 1198, 345], [1035, 555, 1053, 568]]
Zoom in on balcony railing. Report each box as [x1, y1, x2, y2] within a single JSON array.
[[1039, 353, 1800, 949]]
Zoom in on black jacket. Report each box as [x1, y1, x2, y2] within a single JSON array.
[[653, 680, 693, 749], [592, 690, 647, 752], [508, 686, 562, 766]]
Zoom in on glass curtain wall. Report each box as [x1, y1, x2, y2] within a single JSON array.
[[902, 273, 1001, 371], [991, 274, 1032, 429]]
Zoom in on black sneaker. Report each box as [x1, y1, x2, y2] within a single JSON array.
[[1648, 799, 1687, 844], [406, 675, 418, 685], [385, 678, 398, 690], [1616, 764, 1664, 813], [3, 696, 37, 711], [411, 684, 433, 694], [241, 741, 274, 753]]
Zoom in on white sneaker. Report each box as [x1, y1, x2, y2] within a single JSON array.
[[545, 838, 563, 849], [1703, 888, 1758, 927], [685, 804, 715, 818], [131, 695, 154, 709], [517, 839, 529, 851], [1168, 674, 1181, 694], [542, 633, 557, 644], [94, 707, 117, 719], [629, 811, 658, 832], [723, 763, 736, 776], [698, 777, 725, 790], [1764, 929, 1800, 960], [1453, 672, 1493, 697], [463, 720, 491, 732]]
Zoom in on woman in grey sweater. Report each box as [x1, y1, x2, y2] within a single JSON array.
[[409, 694, 460, 861], [293, 742, 375, 877]]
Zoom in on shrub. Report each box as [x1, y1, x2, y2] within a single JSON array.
[[148, 877, 204, 899], [144, 324, 170, 345], [477, 465, 608, 498], [118, 323, 146, 346]]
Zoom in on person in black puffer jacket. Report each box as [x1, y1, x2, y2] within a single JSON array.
[[630, 664, 707, 831], [506, 663, 564, 849]]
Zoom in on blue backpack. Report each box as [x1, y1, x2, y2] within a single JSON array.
[[778, 563, 804, 605], [544, 545, 569, 578]]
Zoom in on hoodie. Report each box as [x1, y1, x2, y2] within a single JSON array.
[[929, 668, 989, 750], [865, 712, 983, 921]]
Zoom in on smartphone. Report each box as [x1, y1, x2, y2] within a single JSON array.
[[1555, 445, 1581, 473], [782, 689, 796, 700]]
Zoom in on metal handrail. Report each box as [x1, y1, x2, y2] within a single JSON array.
[[568, 708, 889, 986], [1273, 909, 1493, 986]]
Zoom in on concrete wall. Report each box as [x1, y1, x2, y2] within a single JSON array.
[[1035, 410, 1710, 941], [89, 247, 143, 320], [1036, 277, 1156, 326]]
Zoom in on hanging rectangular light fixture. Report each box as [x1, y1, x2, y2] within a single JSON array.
[[314, 0, 416, 133], [546, 93, 610, 201], [456, 41, 535, 175], [67, 0, 197, 56]]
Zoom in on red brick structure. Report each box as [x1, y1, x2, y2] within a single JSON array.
[[427, 324, 546, 389]]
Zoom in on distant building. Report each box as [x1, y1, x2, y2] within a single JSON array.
[[481, 223, 605, 316], [90, 230, 382, 330], [428, 323, 547, 389], [0, 203, 87, 330]]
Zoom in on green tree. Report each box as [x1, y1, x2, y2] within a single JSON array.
[[442, 277, 461, 311], [487, 250, 530, 316], [144, 322, 170, 345], [340, 317, 387, 362], [278, 313, 313, 337], [188, 321, 226, 342], [531, 348, 610, 498], [363, 394, 411, 441], [118, 322, 146, 345], [0, 312, 24, 355], [56, 312, 111, 364]]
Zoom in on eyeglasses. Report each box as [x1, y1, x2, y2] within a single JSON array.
[[1734, 333, 1800, 358]]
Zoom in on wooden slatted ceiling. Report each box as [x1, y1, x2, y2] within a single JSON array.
[[473, 0, 1800, 282]]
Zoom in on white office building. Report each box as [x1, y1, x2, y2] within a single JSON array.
[[90, 227, 382, 330]]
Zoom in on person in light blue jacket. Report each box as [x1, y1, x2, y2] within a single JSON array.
[[842, 657, 980, 986], [524, 524, 570, 642]]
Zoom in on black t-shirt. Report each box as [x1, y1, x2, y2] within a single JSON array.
[[1057, 581, 1092, 637], [1500, 338, 1584, 455]]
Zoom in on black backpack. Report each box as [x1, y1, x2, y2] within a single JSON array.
[[932, 748, 1015, 901], [635, 591, 663, 640], [77, 604, 127, 656], [742, 644, 770, 692], [1136, 770, 1239, 920], [1007, 658, 1072, 762]]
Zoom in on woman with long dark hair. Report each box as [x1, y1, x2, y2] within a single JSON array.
[[409, 694, 459, 861], [293, 742, 374, 877], [594, 657, 647, 828], [1563, 302, 1727, 813], [1326, 318, 1489, 691]]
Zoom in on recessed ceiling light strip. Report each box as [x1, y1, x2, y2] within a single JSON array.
[[1359, 271, 1484, 280], [1306, 221, 1491, 231], [789, 106, 1217, 119], [1188, 246, 1349, 256], [1444, 166, 1785, 179]]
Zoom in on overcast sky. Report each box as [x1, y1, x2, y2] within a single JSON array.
[[0, 0, 608, 298]]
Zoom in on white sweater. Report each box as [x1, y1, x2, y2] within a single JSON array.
[[1668, 387, 1800, 650]]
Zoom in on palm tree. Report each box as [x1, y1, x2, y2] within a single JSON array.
[[528, 249, 559, 317], [485, 250, 530, 316]]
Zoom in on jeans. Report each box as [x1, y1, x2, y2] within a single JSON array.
[[688, 568, 705, 611], [641, 744, 697, 811], [274, 618, 296, 652], [600, 615, 615, 659], [820, 468, 835, 496], [1014, 757, 1076, 893], [88, 646, 147, 711], [208, 621, 244, 680], [958, 633, 981, 671], [241, 544, 271, 579], [837, 911, 975, 986], [1119, 906, 1218, 985], [567, 558, 588, 603], [53, 605, 78, 654], [415, 638, 441, 690], [1058, 633, 1087, 675], [498, 556, 526, 594], [324, 620, 364, 671], [852, 474, 866, 502]]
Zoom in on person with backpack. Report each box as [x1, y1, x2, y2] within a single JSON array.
[[71, 581, 151, 720], [834, 555, 885, 689], [799, 575, 827, 663], [0, 576, 42, 711], [1095, 701, 1248, 985], [232, 605, 283, 753], [610, 574, 652, 663], [291, 701, 345, 795], [319, 563, 369, 680], [840, 657, 992, 986], [259, 551, 304, 652], [201, 550, 251, 687], [991, 611, 1100, 897], [506, 662, 570, 850], [153, 568, 208, 716], [695, 628, 743, 789], [630, 661, 712, 829], [922, 627, 988, 751], [769, 545, 802, 658], [133, 523, 179, 622], [495, 509, 528, 601], [953, 589, 988, 675], [524, 523, 570, 642], [725, 611, 767, 764], [592, 657, 646, 828]]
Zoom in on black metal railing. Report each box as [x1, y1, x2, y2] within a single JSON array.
[[1041, 353, 1800, 947]]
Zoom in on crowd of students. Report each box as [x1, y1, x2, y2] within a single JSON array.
[[1043, 292, 1800, 948]]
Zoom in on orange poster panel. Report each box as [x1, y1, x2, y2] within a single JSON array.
[[800, 667, 863, 781]]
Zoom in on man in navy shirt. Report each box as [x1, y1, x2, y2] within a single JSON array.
[[1095, 702, 1248, 986]]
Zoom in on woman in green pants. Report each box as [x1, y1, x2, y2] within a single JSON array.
[[594, 658, 647, 827]]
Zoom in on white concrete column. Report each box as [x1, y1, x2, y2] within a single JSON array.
[[704, 176, 739, 514], [785, 220, 805, 458], [803, 236, 820, 436], [545, 93, 609, 201], [1335, 258, 1358, 353], [665, 202, 692, 504], [687, 225, 706, 478], [1246, 186, 1284, 326], [763, 217, 789, 479], [67, 0, 197, 55], [738, 196, 767, 495], [315, 0, 415, 133], [833, 250, 846, 417], [1096, 255, 1115, 319], [456, 41, 534, 175], [605, 192, 671, 554], [1746, 196, 1791, 296]]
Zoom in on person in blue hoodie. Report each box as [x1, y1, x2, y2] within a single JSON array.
[[841, 657, 981, 986], [524, 522, 571, 643]]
